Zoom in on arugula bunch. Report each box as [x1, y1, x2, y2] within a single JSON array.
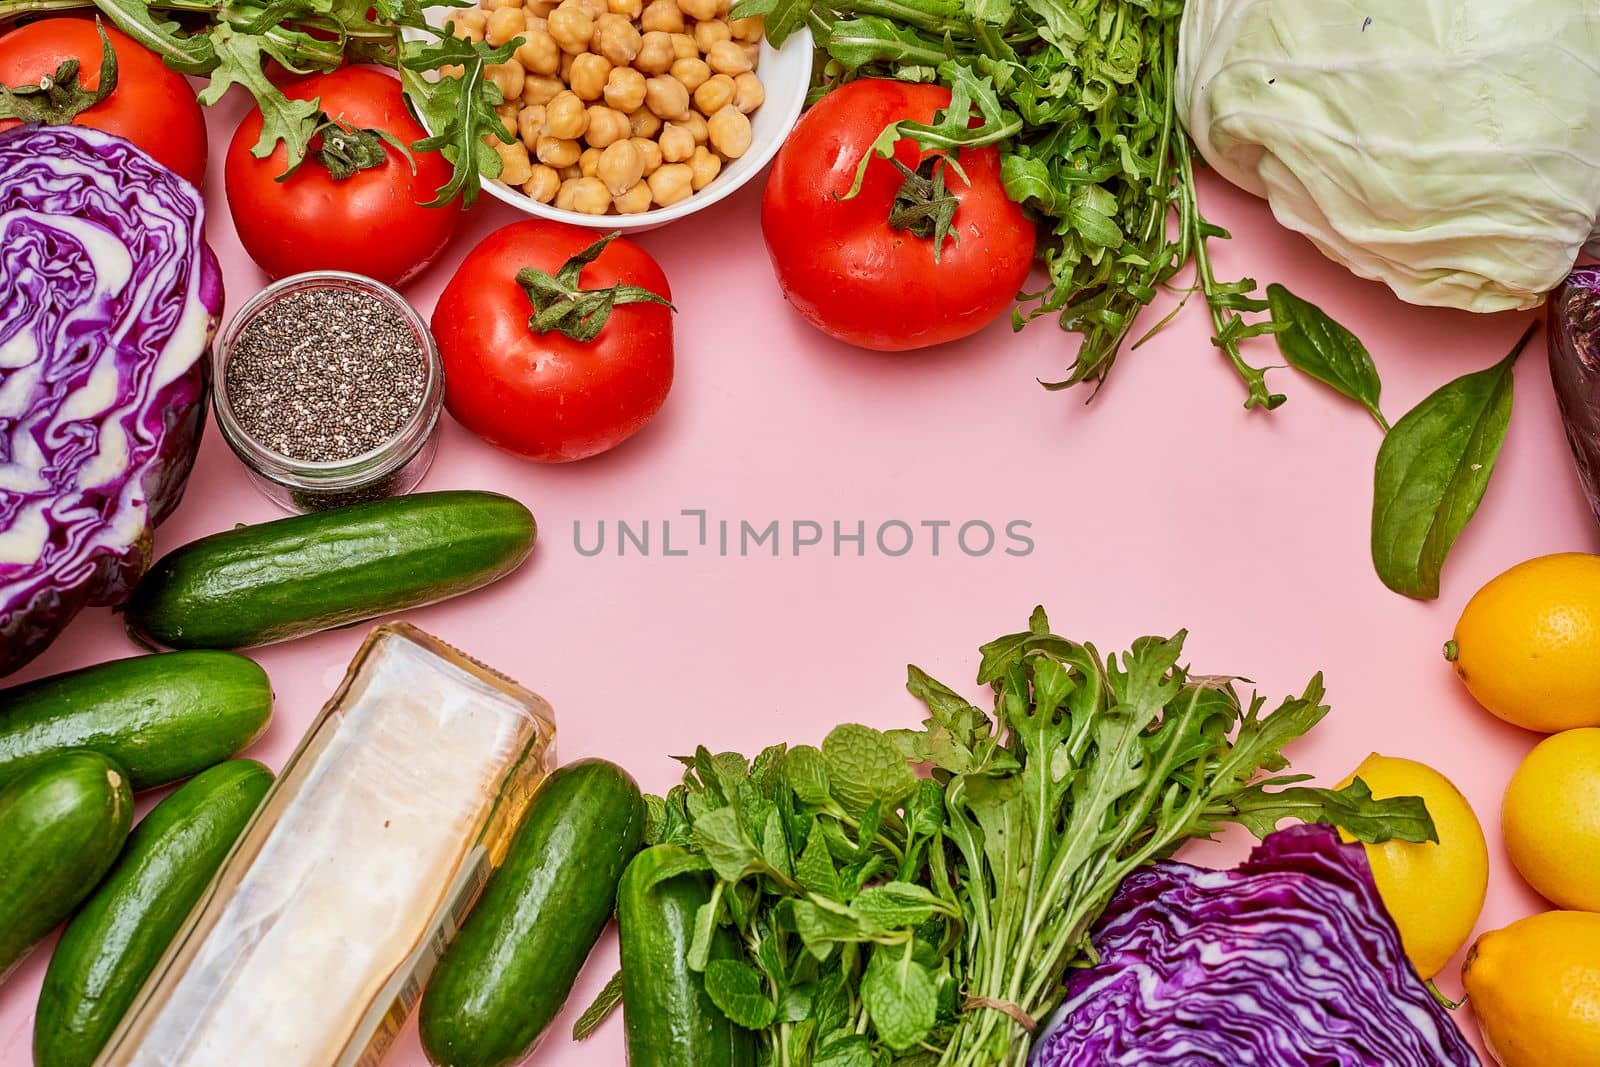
[[585, 609, 1435, 1066], [0, 0, 512, 204]]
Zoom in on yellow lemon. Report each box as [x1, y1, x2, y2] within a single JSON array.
[[1337, 753, 1488, 979], [1463, 910, 1600, 1067], [1450, 553, 1600, 732], [1502, 728, 1600, 912]]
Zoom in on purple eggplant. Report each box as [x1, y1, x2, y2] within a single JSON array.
[[1549, 266, 1600, 526]]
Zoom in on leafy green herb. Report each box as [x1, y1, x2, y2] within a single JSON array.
[[1372, 323, 1535, 599], [629, 609, 1434, 1066], [1268, 283, 1388, 429], [571, 969, 624, 1041], [0, 0, 512, 203]]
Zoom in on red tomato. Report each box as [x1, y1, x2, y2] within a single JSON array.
[[432, 221, 675, 463], [225, 67, 457, 287], [0, 18, 207, 187], [761, 79, 1036, 352]]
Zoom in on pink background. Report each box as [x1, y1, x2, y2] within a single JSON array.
[[3, 89, 1591, 1065]]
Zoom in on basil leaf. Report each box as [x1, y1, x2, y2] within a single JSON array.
[[1267, 284, 1387, 430], [1371, 324, 1535, 599]]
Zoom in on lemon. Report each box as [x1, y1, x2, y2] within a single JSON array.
[[1337, 753, 1488, 979], [1463, 910, 1600, 1066], [1450, 553, 1600, 732], [1502, 728, 1600, 912]]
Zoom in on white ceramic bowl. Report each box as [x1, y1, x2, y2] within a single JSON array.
[[412, 8, 811, 231]]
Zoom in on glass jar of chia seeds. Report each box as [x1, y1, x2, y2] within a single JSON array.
[[213, 271, 444, 513]]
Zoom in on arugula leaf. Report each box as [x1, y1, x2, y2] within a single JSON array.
[[1372, 323, 1534, 599], [1268, 283, 1388, 430], [1229, 777, 1438, 844]]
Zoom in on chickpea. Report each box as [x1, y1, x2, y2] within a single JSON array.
[[693, 73, 734, 115], [604, 66, 648, 112], [524, 74, 564, 105], [639, 0, 683, 31], [536, 134, 582, 167], [480, 0, 520, 11], [547, 3, 594, 53], [559, 163, 583, 180], [739, 41, 759, 69], [688, 143, 721, 190], [598, 138, 645, 194], [527, 0, 556, 17], [524, 11, 548, 28], [486, 58, 526, 101], [585, 105, 631, 147], [494, 138, 535, 185], [647, 163, 693, 206], [613, 180, 653, 213], [631, 135, 663, 173], [707, 106, 751, 158], [634, 31, 675, 73], [486, 6, 527, 44], [676, 0, 717, 20], [644, 74, 690, 119], [728, 14, 762, 40], [705, 40, 751, 76], [669, 32, 697, 59], [523, 164, 562, 202], [495, 101, 521, 137], [576, 0, 607, 17], [693, 19, 731, 52], [731, 70, 763, 113], [594, 14, 642, 64], [658, 123, 694, 162], [568, 175, 613, 214], [673, 109, 708, 144], [554, 177, 581, 210], [569, 53, 612, 100], [607, 0, 642, 15], [440, 63, 465, 79], [670, 57, 710, 93], [515, 29, 561, 74], [543, 90, 589, 138], [578, 146, 603, 176], [628, 106, 663, 138], [518, 104, 548, 147], [447, 10, 486, 41], [560, 53, 577, 80]]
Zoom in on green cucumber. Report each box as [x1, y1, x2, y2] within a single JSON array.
[[0, 752, 134, 980], [420, 759, 646, 1067], [0, 651, 272, 792], [618, 845, 756, 1067], [34, 759, 274, 1067], [123, 490, 537, 650]]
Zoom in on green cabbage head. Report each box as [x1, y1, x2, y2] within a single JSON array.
[[1179, 1, 1600, 312]]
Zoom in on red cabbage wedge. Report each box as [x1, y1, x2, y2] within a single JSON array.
[[1029, 825, 1479, 1066], [0, 125, 221, 675], [1550, 265, 1600, 527]]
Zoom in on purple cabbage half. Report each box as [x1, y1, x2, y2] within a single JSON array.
[[0, 124, 223, 676], [1029, 825, 1479, 1067], [1550, 265, 1600, 527]]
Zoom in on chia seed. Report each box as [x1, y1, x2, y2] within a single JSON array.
[[225, 287, 426, 463]]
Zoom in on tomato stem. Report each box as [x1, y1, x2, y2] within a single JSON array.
[[516, 232, 674, 344], [887, 154, 961, 264], [0, 18, 118, 125], [278, 113, 415, 182]]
